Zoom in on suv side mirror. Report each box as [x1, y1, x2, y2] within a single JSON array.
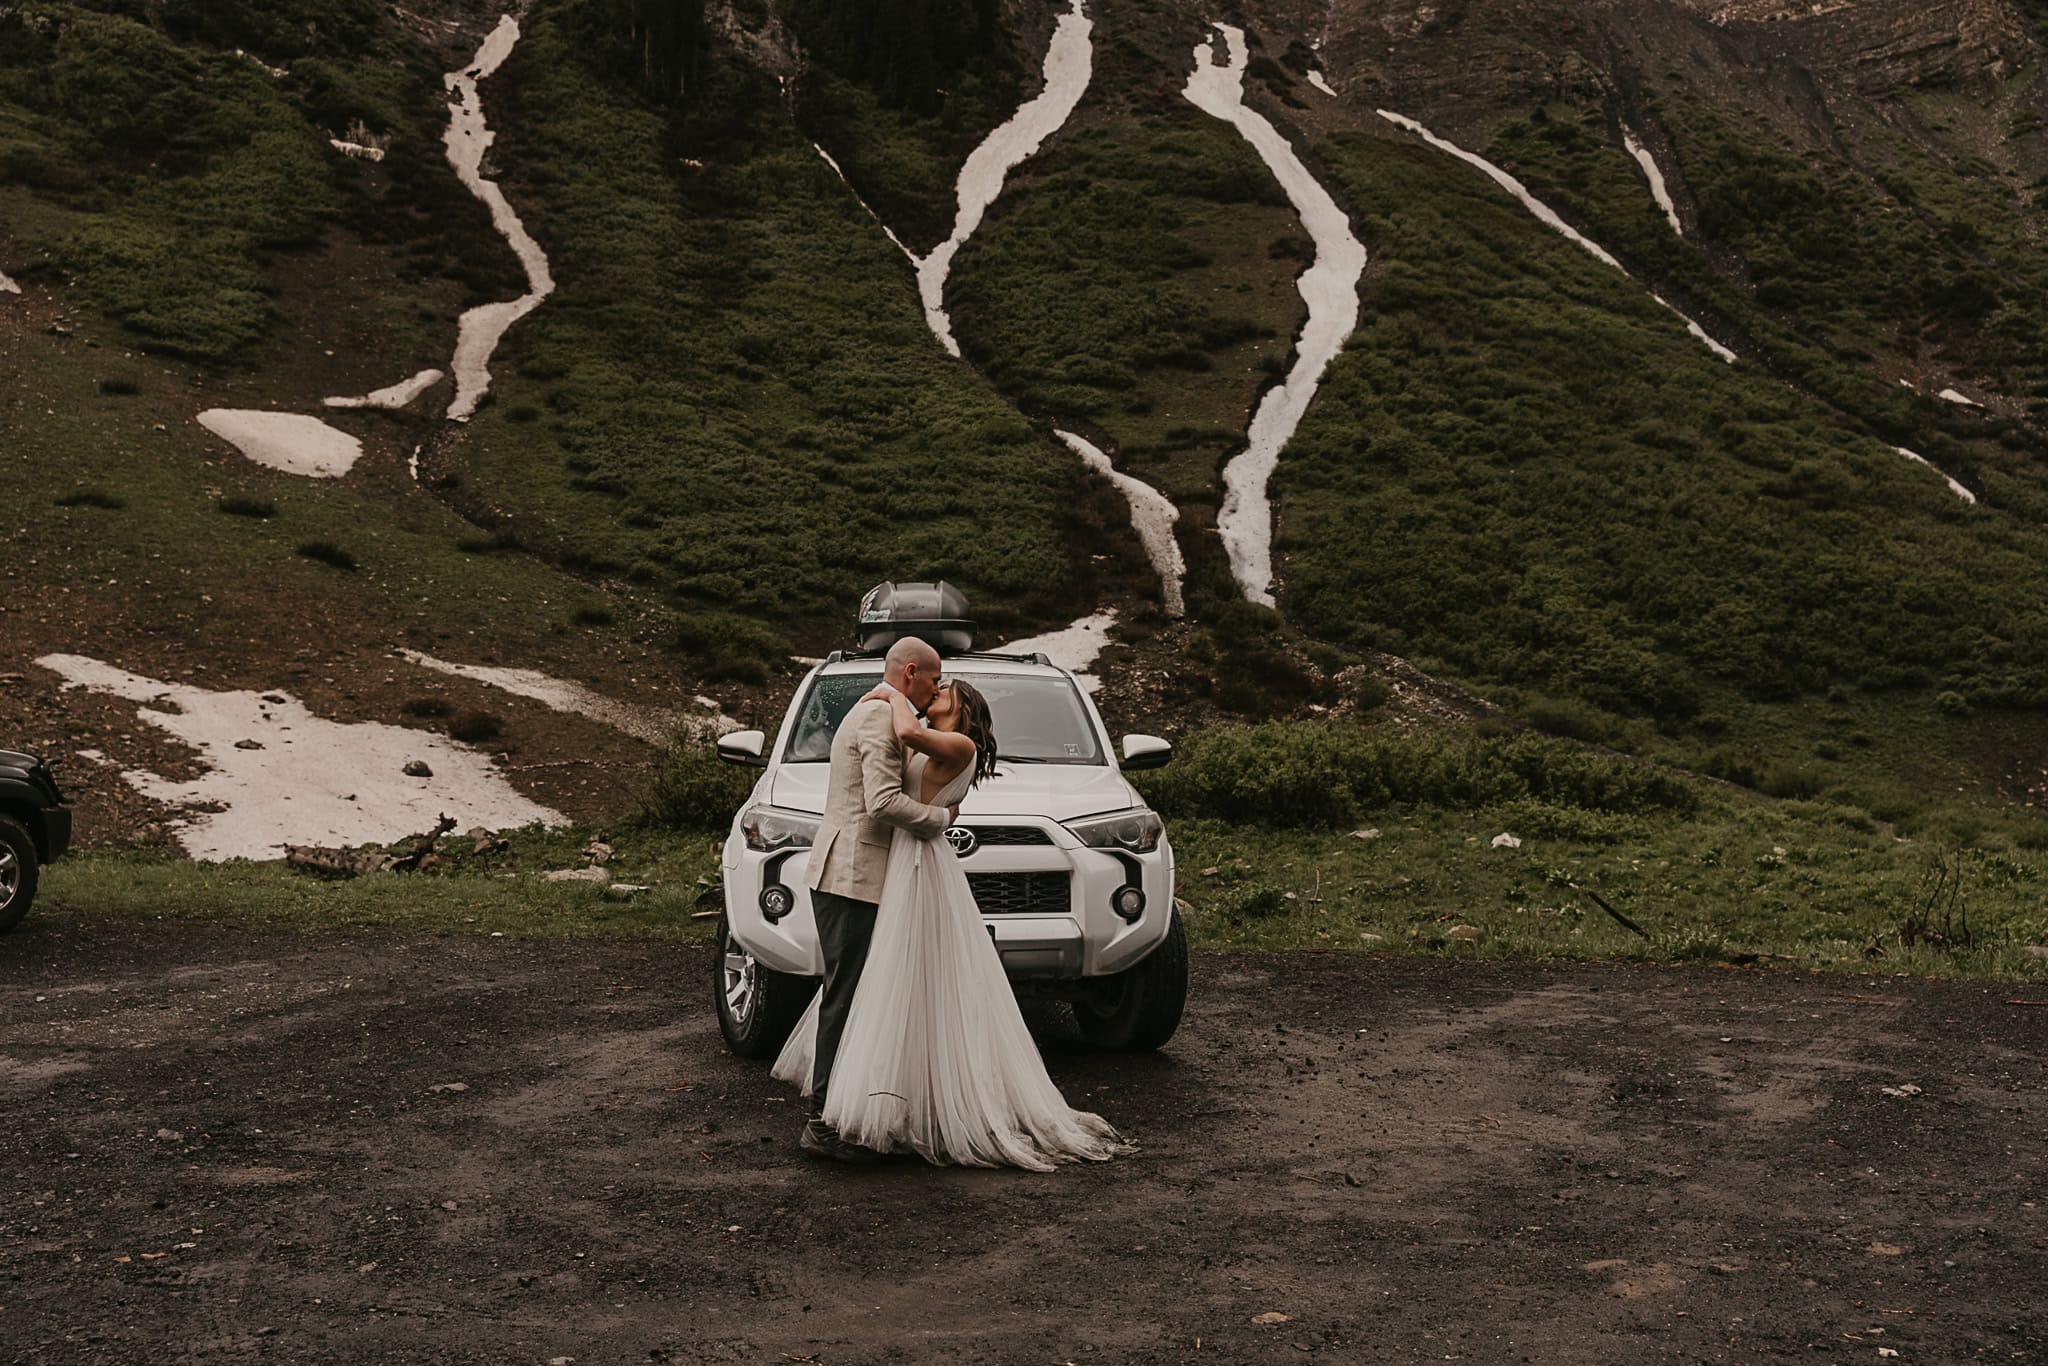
[[716, 730, 768, 768], [1119, 734, 1172, 770]]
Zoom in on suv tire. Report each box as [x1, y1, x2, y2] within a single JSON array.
[[712, 912, 811, 1058], [1073, 905, 1188, 1051], [0, 814, 38, 934]]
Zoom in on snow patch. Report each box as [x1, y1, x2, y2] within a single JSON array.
[[34, 654, 563, 862], [1378, 110, 1735, 365], [0, 270, 19, 295], [1055, 429, 1185, 618], [915, 0, 1092, 357], [442, 17, 554, 421], [1937, 387, 1982, 408], [1188, 25, 1368, 607], [1893, 447, 1976, 505], [1004, 611, 1117, 692], [196, 410, 363, 478], [1306, 70, 1337, 97], [1621, 126, 1684, 238], [399, 650, 736, 744], [324, 368, 444, 411], [329, 139, 386, 162]]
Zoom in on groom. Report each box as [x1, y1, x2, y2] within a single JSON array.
[[800, 636, 959, 1162]]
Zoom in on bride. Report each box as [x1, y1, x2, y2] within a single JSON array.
[[773, 677, 1133, 1170]]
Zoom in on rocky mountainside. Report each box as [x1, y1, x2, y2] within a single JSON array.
[[3, 0, 2046, 851]]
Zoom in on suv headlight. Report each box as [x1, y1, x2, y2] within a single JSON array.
[[740, 805, 820, 853], [1063, 809, 1163, 854]]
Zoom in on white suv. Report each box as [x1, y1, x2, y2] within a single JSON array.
[[710, 644, 1185, 1057]]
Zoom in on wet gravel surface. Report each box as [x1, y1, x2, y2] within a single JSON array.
[[3, 915, 2044, 1363]]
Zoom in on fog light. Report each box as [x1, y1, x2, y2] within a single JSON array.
[[1112, 884, 1146, 922], [760, 884, 794, 922]]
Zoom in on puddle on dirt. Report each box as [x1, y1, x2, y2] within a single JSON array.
[[35, 653, 564, 861], [195, 409, 364, 478], [1187, 23, 1368, 607]]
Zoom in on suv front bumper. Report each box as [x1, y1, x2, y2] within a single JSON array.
[[722, 821, 1174, 982]]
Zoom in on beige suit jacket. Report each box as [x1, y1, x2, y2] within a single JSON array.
[[804, 698, 951, 903]]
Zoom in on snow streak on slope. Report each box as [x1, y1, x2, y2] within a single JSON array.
[[399, 650, 738, 744], [812, 144, 915, 258], [1621, 126, 1684, 238], [1055, 430, 1186, 617], [916, 0, 1092, 357], [1378, 111, 1736, 364], [443, 16, 555, 421], [0, 270, 19, 295], [1893, 447, 1977, 505], [1938, 388, 1982, 408], [35, 654, 564, 861], [324, 368, 444, 410], [1004, 611, 1116, 692], [1307, 70, 1337, 97], [1187, 24, 1368, 607]]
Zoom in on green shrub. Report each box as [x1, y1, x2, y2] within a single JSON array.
[[218, 495, 276, 518], [295, 541, 356, 571], [1136, 721, 1695, 828], [401, 697, 451, 718], [53, 488, 125, 509], [448, 711, 503, 744], [643, 736, 756, 829], [671, 612, 787, 686]]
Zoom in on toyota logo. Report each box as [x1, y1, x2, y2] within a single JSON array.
[[943, 826, 978, 857]]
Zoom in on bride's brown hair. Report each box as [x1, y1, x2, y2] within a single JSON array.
[[948, 679, 999, 786]]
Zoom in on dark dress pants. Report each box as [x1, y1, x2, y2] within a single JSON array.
[[809, 888, 879, 1117]]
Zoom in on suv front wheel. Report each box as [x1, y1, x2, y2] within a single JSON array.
[[0, 814, 38, 934], [1073, 905, 1188, 1051], [711, 912, 811, 1058]]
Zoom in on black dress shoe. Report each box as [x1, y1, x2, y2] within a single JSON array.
[[800, 1118, 883, 1164]]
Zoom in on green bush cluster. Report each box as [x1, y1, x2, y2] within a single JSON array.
[[459, 3, 1094, 638], [1135, 721, 1696, 828], [642, 735, 757, 829]]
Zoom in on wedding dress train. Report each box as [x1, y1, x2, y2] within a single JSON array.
[[772, 754, 1132, 1170]]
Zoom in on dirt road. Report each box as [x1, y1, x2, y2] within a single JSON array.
[[3, 917, 2043, 1363]]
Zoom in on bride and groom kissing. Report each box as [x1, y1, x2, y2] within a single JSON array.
[[770, 635, 1133, 1169]]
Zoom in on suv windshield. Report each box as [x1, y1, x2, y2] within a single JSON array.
[[782, 669, 1104, 765]]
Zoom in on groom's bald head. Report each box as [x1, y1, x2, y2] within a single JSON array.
[[883, 637, 942, 710]]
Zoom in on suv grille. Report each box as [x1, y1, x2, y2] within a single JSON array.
[[966, 872, 1070, 916], [970, 826, 1054, 847]]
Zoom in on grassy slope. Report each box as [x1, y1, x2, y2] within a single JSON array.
[[1273, 128, 2048, 756], [945, 114, 1306, 505], [0, 1, 511, 370], [458, 1, 1100, 651]]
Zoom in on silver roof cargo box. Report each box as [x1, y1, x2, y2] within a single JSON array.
[[857, 581, 975, 655]]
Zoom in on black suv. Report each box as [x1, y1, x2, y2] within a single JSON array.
[[0, 750, 71, 932]]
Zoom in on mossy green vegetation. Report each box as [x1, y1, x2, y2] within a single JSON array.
[[0, 0, 509, 367], [946, 115, 1304, 500], [1274, 128, 2048, 745], [462, 0, 1097, 644]]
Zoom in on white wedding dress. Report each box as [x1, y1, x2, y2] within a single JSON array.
[[772, 751, 1133, 1170]]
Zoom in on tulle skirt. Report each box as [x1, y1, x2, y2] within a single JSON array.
[[771, 828, 1132, 1171]]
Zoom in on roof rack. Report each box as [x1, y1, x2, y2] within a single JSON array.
[[824, 649, 1054, 667]]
